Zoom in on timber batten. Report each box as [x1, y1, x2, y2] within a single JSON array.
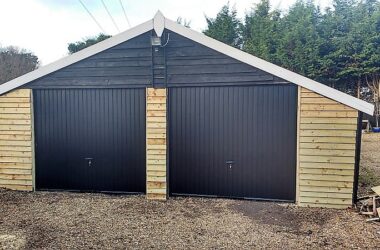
[[298, 87, 357, 209], [0, 89, 33, 191], [146, 88, 167, 200]]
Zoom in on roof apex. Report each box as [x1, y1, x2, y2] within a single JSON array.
[[153, 10, 165, 37]]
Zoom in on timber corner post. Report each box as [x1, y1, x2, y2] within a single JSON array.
[[146, 88, 167, 200]]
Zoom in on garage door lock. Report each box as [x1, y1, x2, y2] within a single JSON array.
[[226, 160, 234, 169], [85, 158, 93, 167]]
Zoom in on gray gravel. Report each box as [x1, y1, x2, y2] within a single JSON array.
[[0, 189, 379, 249]]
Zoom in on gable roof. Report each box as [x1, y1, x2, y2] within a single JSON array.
[[0, 11, 374, 115]]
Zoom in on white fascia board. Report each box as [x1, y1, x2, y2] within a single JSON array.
[[165, 18, 374, 115], [0, 19, 153, 95]]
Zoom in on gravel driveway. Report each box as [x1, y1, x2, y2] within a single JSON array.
[[0, 190, 379, 249]]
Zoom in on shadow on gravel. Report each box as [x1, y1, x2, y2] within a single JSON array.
[[230, 200, 332, 234]]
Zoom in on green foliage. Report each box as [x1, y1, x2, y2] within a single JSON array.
[[203, 4, 242, 48], [0, 46, 40, 84], [204, 0, 380, 96], [68, 33, 112, 54]]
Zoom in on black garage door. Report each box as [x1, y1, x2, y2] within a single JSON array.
[[169, 85, 297, 201], [34, 89, 146, 193]]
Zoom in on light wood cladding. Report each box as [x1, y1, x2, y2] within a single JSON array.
[[146, 88, 167, 200], [0, 89, 33, 191], [298, 88, 357, 209]]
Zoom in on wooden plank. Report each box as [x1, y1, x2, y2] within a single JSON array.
[[0, 140, 32, 146], [1, 89, 30, 98], [0, 103, 30, 108], [300, 168, 353, 176], [146, 128, 166, 134], [147, 154, 166, 160], [0, 134, 32, 142], [0, 130, 31, 135], [0, 151, 32, 157], [0, 108, 31, 114], [146, 144, 166, 150], [299, 185, 352, 193], [146, 193, 166, 200], [300, 162, 354, 170], [298, 197, 351, 205], [147, 96, 166, 103], [300, 148, 355, 157], [0, 163, 31, 169], [0, 125, 31, 131], [0, 174, 32, 180], [147, 176, 166, 182], [146, 123, 166, 129], [0, 98, 30, 103], [147, 138, 166, 145], [147, 159, 166, 165], [301, 104, 353, 111], [147, 181, 166, 189], [0, 146, 32, 152], [300, 111, 358, 118], [300, 155, 355, 164], [147, 133, 166, 139], [301, 88, 314, 93], [147, 171, 166, 177], [300, 136, 355, 144], [147, 88, 166, 97], [0, 179, 32, 185], [301, 92, 323, 98], [299, 191, 352, 199], [146, 110, 166, 117], [0, 119, 31, 125], [300, 142, 355, 150], [299, 202, 350, 209], [146, 188, 167, 194], [0, 113, 31, 119], [0, 184, 32, 191], [146, 165, 166, 171], [147, 103, 166, 111], [300, 179, 353, 188], [0, 168, 32, 174], [147, 149, 166, 155], [300, 123, 356, 130], [300, 173, 353, 182], [300, 129, 356, 137], [300, 117, 357, 124], [147, 117, 166, 122], [301, 98, 338, 104], [0, 157, 32, 163]]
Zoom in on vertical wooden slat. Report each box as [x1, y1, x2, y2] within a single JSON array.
[[0, 89, 33, 191], [146, 88, 167, 200]]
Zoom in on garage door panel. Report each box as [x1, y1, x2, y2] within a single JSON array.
[[169, 85, 297, 200], [34, 89, 146, 192]]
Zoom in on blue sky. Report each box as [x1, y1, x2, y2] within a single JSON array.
[[0, 0, 332, 65]]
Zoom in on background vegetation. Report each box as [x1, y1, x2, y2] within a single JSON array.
[[204, 0, 380, 100]]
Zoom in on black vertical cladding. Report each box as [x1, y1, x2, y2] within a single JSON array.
[[33, 89, 146, 192], [169, 85, 297, 201], [353, 111, 363, 203]]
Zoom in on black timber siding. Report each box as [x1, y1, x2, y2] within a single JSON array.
[[27, 32, 152, 88], [33, 89, 146, 192], [164, 30, 289, 87], [25, 29, 288, 89], [169, 85, 297, 200]]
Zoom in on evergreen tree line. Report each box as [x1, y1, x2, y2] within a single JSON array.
[[203, 0, 380, 100]]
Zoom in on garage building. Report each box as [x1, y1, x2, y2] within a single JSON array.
[[0, 12, 373, 208]]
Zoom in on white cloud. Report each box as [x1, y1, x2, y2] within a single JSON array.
[[0, 0, 332, 65]]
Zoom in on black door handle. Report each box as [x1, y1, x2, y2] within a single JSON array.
[[85, 158, 93, 167], [226, 160, 234, 169]]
